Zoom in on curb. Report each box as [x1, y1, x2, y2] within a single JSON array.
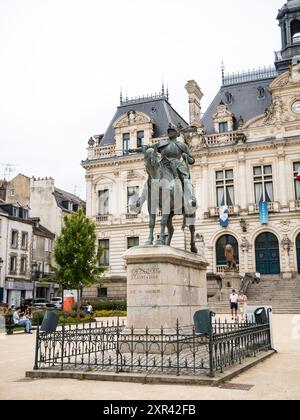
[[26, 350, 276, 387]]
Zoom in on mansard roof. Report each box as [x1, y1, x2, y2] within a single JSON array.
[[53, 188, 86, 212], [100, 93, 188, 147], [202, 68, 277, 134]]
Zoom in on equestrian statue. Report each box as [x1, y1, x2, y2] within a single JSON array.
[[129, 124, 198, 254]]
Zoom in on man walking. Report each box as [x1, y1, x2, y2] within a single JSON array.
[[230, 290, 239, 321]]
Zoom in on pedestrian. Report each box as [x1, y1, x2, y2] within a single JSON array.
[[238, 292, 248, 320], [86, 302, 93, 315], [229, 290, 239, 321], [13, 307, 32, 334]]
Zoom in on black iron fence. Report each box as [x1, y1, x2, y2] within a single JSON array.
[[33, 317, 272, 378]]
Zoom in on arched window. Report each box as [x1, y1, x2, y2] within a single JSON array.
[[291, 20, 300, 44], [216, 235, 239, 271]]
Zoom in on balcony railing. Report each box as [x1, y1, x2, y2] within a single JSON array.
[[95, 215, 111, 224], [205, 132, 246, 147], [126, 214, 138, 220], [208, 205, 240, 218], [88, 145, 117, 160], [248, 202, 280, 214]]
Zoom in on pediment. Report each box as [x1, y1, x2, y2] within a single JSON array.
[[269, 64, 300, 91], [113, 111, 153, 129]]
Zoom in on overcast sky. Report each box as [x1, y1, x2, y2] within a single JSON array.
[[0, 0, 284, 198]]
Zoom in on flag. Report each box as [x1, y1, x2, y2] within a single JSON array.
[[296, 169, 300, 181], [219, 206, 229, 228], [259, 201, 269, 225]]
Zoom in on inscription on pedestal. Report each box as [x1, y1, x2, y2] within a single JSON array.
[[131, 266, 161, 282]]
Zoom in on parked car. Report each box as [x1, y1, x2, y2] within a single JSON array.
[[32, 299, 50, 309], [50, 297, 63, 309]]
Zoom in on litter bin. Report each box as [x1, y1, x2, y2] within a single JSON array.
[[254, 307, 268, 325], [40, 311, 59, 333], [193, 310, 215, 335]]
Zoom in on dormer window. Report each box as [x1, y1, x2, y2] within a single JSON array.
[[257, 86, 265, 100], [225, 92, 233, 105], [12, 207, 19, 218], [219, 122, 228, 133], [213, 102, 233, 134]]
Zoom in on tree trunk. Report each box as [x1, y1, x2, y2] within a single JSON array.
[[77, 288, 80, 319]]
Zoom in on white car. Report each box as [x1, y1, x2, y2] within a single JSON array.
[[50, 297, 63, 309], [33, 299, 50, 309]]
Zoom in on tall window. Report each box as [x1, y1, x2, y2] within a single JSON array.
[[127, 186, 139, 214], [44, 238, 52, 252], [137, 131, 144, 148], [99, 239, 110, 267], [216, 170, 235, 207], [123, 133, 130, 155], [21, 232, 28, 250], [98, 288, 108, 298], [127, 237, 139, 249], [11, 230, 18, 249], [20, 256, 27, 275], [9, 256, 17, 274], [98, 190, 109, 215], [294, 162, 300, 200], [33, 235, 37, 250], [219, 122, 228, 133], [254, 165, 274, 203]]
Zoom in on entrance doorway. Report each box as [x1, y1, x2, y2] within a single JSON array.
[[255, 232, 280, 275], [296, 234, 300, 274]]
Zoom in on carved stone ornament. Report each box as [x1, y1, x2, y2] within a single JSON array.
[[241, 237, 250, 252], [88, 137, 96, 147], [281, 235, 291, 251]]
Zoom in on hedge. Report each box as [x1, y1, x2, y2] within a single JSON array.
[[81, 301, 127, 312], [32, 310, 95, 326]]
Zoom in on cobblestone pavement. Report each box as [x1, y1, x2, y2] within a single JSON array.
[[0, 315, 299, 400]]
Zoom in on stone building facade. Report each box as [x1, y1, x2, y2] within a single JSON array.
[[82, 0, 300, 300], [0, 204, 33, 306]]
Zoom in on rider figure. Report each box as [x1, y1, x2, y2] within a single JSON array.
[[156, 124, 197, 208]]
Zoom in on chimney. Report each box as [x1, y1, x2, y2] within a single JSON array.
[[185, 80, 203, 127]]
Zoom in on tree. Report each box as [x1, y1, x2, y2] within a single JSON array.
[[52, 208, 105, 317]]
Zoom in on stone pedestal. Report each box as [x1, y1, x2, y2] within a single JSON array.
[[221, 270, 242, 294], [123, 246, 208, 331]]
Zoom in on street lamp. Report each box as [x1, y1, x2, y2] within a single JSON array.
[[31, 262, 38, 303]]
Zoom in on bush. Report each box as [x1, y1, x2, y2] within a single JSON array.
[[82, 301, 127, 312], [93, 310, 127, 318], [59, 315, 96, 325], [32, 310, 95, 326]]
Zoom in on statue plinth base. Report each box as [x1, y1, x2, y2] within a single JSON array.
[[123, 246, 208, 332], [221, 270, 242, 292]]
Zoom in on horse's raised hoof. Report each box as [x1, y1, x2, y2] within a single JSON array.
[[190, 245, 198, 254]]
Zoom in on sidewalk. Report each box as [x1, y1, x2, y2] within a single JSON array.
[[0, 315, 299, 400]]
